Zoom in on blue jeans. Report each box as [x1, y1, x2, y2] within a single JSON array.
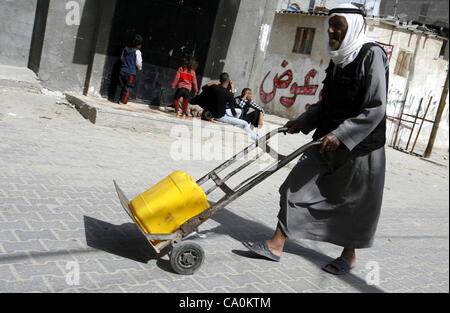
[[217, 114, 259, 141], [225, 108, 242, 118]]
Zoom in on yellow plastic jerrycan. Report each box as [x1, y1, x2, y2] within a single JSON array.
[[129, 171, 210, 235]]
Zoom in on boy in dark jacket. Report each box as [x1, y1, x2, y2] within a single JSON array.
[[115, 34, 143, 104]]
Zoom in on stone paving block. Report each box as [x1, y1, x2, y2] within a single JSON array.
[[0, 264, 18, 282], [88, 271, 139, 289], [40, 239, 85, 251], [0, 277, 51, 293], [0, 221, 31, 231], [275, 266, 313, 281], [37, 211, 77, 222], [13, 261, 64, 280], [253, 281, 297, 293], [0, 196, 31, 206], [196, 261, 239, 277], [14, 204, 46, 213], [26, 248, 78, 265], [250, 268, 292, 284], [35, 191, 66, 199], [45, 273, 98, 292], [0, 230, 17, 242], [225, 271, 265, 287], [98, 257, 147, 273], [27, 221, 68, 231], [52, 229, 87, 241], [127, 266, 179, 284], [27, 198, 61, 206], [281, 277, 321, 293], [222, 259, 264, 274], [0, 251, 35, 266], [61, 220, 86, 231], [63, 247, 110, 263], [2, 240, 47, 254], [119, 282, 167, 293], [67, 259, 108, 275], [224, 283, 262, 293], [15, 230, 58, 241], [193, 274, 235, 291], [158, 277, 207, 293]]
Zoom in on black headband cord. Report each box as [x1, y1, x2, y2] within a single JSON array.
[[328, 8, 366, 17]]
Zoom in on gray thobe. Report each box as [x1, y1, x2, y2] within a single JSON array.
[[277, 46, 389, 249]]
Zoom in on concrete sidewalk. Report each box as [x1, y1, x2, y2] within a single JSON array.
[[0, 65, 41, 92], [65, 93, 288, 135]]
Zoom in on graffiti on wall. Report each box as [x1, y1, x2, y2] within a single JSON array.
[[260, 60, 320, 108]]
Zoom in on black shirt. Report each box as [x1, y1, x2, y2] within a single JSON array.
[[207, 85, 236, 118]]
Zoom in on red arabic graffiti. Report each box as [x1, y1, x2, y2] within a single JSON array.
[[260, 60, 320, 108]]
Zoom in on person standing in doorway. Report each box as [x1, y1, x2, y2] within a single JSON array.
[[171, 57, 199, 119], [115, 34, 143, 105]]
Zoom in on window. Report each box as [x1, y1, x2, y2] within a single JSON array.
[[394, 50, 413, 77], [292, 27, 315, 55]]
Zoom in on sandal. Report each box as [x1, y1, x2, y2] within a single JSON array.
[[242, 241, 280, 262], [322, 257, 353, 275]]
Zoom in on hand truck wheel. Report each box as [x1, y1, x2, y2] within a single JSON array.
[[169, 241, 205, 275]]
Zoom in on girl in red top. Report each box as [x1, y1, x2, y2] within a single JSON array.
[[171, 58, 199, 118]]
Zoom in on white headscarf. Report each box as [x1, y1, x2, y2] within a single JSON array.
[[326, 3, 373, 68]]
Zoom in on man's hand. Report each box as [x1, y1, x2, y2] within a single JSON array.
[[229, 80, 235, 93], [319, 133, 341, 153], [284, 120, 304, 134]]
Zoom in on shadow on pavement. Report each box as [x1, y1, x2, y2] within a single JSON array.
[[84, 215, 161, 264], [205, 208, 384, 293]]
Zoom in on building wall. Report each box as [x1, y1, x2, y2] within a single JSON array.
[[258, 13, 329, 119], [365, 19, 449, 153], [216, 0, 266, 91], [36, 0, 99, 92], [379, 0, 449, 28], [258, 13, 449, 152], [0, 0, 38, 67], [202, 0, 280, 95]]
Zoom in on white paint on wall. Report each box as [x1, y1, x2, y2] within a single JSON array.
[[259, 24, 271, 53]]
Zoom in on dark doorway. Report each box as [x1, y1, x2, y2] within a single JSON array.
[[100, 0, 220, 105]]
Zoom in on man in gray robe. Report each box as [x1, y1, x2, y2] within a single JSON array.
[[243, 3, 389, 275]]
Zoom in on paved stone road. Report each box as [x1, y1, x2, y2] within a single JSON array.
[[0, 86, 448, 293]]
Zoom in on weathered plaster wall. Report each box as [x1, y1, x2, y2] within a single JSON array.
[[258, 13, 329, 119], [258, 13, 448, 152], [366, 20, 449, 153], [37, 0, 99, 92], [0, 0, 38, 67]]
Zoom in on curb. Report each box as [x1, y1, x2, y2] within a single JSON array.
[[420, 157, 449, 168], [65, 94, 97, 124]]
